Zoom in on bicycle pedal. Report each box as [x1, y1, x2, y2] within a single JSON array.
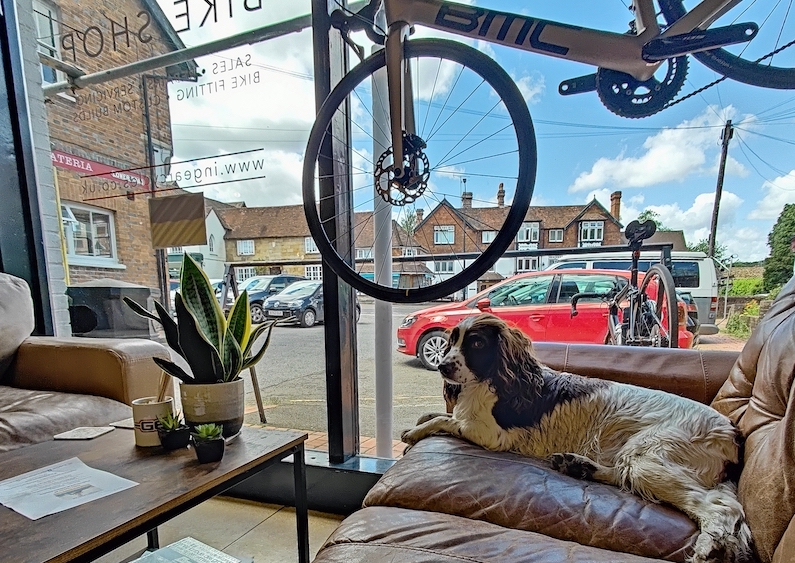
[[642, 23, 758, 62], [558, 74, 597, 96]]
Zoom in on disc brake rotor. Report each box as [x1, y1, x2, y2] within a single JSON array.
[[375, 132, 430, 206], [596, 56, 688, 119]]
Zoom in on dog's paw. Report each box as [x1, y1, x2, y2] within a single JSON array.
[[401, 427, 422, 446], [416, 412, 449, 425], [550, 453, 598, 480]]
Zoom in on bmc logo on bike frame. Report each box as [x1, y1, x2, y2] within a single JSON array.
[[434, 5, 572, 57]]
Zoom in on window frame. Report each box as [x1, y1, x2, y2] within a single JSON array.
[[516, 257, 538, 273], [482, 230, 497, 244], [434, 261, 454, 273], [305, 265, 323, 280], [433, 225, 455, 245], [305, 237, 319, 254], [579, 221, 604, 245], [517, 222, 539, 243], [237, 239, 255, 256], [32, 0, 62, 85], [61, 202, 122, 268], [548, 229, 564, 243]]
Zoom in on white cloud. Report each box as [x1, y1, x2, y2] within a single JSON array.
[[513, 73, 545, 105], [748, 171, 795, 220], [568, 106, 747, 193]]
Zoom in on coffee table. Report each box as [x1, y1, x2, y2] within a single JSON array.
[[0, 426, 309, 563]]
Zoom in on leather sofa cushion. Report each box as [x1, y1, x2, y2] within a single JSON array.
[[0, 385, 131, 453], [364, 437, 697, 562], [533, 342, 738, 405], [711, 278, 795, 563], [0, 274, 35, 382], [314, 506, 664, 563]]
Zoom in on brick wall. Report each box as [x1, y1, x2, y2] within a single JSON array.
[[224, 237, 316, 278], [42, 0, 178, 293]]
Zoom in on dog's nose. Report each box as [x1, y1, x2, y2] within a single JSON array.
[[438, 361, 453, 377]]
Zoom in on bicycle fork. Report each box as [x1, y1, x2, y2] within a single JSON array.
[[385, 22, 414, 182]]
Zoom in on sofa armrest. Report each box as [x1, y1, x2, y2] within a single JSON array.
[[533, 342, 740, 404], [9, 337, 172, 406]]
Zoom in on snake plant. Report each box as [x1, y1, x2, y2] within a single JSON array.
[[124, 253, 285, 384]]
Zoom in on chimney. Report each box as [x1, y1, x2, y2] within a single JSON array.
[[461, 192, 473, 209], [610, 191, 622, 220], [497, 183, 505, 207], [416, 208, 424, 223]]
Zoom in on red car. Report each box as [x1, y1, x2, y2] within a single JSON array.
[[397, 269, 692, 370]]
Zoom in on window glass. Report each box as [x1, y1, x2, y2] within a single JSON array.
[[434, 261, 454, 273], [552, 261, 586, 270], [488, 275, 554, 306], [434, 226, 454, 244], [516, 257, 538, 272], [237, 240, 255, 255], [356, 248, 373, 259], [482, 230, 496, 243], [305, 237, 319, 253], [305, 265, 323, 280], [670, 261, 700, 288], [33, 0, 60, 84], [555, 274, 625, 303], [579, 221, 604, 244], [593, 260, 653, 271], [518, 222, 539, 242], [549, 229, 563, 242], [61, 203, 116, 262]]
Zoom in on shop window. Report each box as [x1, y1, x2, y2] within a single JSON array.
[[61, 202, 119, 266]]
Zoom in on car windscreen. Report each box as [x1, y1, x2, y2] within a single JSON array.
[[249, 276, 276, 290], [279, 282, 320, 298]]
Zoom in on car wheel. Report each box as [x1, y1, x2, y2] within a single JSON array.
[[250, 303, 265, 324], [418, 330, 448, 371], [300, 308, 316, 328]]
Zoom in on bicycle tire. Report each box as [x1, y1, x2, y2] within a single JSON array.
[[637, 264, 679, 348], [302, 39, 537, 303], [659, 0, 795, 89]]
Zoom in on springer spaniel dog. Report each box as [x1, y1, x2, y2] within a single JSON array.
[[402, 314, 752, 563]]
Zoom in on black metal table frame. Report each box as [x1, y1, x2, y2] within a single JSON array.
[[70, 442, 309, 563]]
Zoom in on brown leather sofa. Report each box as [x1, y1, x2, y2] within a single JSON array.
[[0, 273, 170, 453], [313, 279, 795, 563]]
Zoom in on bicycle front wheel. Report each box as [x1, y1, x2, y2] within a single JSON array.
[[659, 0, 795, 89], [636, 264, 679, 348], [302, 39, 536, 303]]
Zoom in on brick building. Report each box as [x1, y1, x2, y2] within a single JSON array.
[[37, 0, 195, 294]]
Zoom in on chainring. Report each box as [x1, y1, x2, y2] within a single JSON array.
[[596, 56, 688, 119]]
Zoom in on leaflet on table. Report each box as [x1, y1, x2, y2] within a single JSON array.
[[131, 537, 252, 563], [0, 457, 137, 520]]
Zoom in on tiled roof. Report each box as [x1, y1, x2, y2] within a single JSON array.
[[353, 213, 425, 251]]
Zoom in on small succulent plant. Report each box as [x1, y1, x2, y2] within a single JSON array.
[[192, 423, 223, 441], [156, 411, 185, 431]]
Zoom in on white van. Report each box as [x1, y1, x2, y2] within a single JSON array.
[[545, 251, 720, 335]]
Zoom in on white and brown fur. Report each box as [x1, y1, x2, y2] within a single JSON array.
[[402, 314, 752, 563]]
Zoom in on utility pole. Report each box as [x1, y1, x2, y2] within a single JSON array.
[[708, 120, 733, 257]]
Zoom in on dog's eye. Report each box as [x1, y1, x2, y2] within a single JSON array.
[[471, 338, 485, 349]]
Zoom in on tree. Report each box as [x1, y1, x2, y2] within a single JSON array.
[[636, 209, 672, 231], [399, 205, 418, 235], [763, 203, 795, 290], [687, 238, 728, 263]]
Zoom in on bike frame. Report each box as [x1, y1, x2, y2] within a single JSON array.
[[379, 0, 740, 167]]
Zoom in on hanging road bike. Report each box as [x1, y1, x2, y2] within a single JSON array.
[[570, 220, 680, 348], [303, 0, 793, 303]]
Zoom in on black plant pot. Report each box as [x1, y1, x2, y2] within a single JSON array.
[[192, 437, 225, 463], [158, 426, 191, 450]]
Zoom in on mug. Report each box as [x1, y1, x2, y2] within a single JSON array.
[[131, 396, 174, 447]]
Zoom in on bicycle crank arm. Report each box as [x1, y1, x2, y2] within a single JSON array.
[[558, 74, 597, 96], [642, 23, 758, 62]]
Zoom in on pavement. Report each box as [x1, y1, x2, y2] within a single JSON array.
[[696, 319, 747, 351]]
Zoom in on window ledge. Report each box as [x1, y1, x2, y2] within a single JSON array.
[[67, 257, 127, 269]]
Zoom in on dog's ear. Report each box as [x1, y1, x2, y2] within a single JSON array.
[[496, 324, 542, 410]]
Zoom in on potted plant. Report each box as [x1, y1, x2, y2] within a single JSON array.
[[191, 423, 225, 463], [156, 410, 190, 450], [124, 254, 287, 437]]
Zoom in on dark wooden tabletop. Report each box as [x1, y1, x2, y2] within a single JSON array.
[[0, 426, 307, 563]]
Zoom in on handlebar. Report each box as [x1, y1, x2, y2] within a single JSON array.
[[570, 291, 611, 317], [330, 0, 386, 45]]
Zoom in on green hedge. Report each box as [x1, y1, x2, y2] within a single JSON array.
[[729, 278, 764, 296]]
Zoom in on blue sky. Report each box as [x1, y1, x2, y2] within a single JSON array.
[[157, 0, 795, 262]]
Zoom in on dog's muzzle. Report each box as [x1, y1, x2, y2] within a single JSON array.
[[438, 359, 455, 379]]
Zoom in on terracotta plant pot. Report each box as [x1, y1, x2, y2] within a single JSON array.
[[157, 426, 191, 450], [192, 436, 225, 463], [180, 379, 244, 438]]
